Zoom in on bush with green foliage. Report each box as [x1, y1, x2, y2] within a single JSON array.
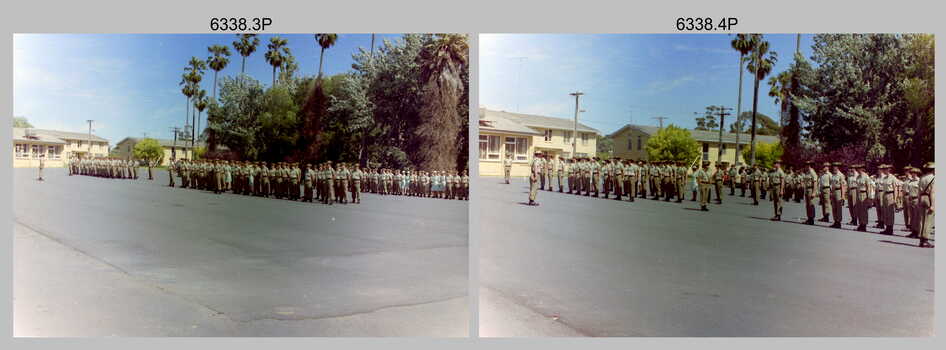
[[645, 125, 700, 163]]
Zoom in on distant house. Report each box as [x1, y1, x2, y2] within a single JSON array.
[[609, 124, 780, 169], [478, 108, 599, 177], [113, 137, 205, 166], [12, 127, 109, 168]]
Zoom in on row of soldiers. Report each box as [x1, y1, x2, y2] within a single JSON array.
[[763, 161, 935, 248], [68, 156, 139, 179], [522, 153, 726, 205], [523, 153, 934, 248], [168, 159, 469, 204]]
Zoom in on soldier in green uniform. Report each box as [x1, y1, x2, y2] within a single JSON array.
[[830, 163, 846, 228], [750, 164, 762, 205], [846, 165, 860, 225], [770, 160, 786, 221], [818, 163, 833, 222], [879, 164, 897, 235], [712, 162, 725, 204], [916, 162, 934, 247], [625, 160, 637, 202], [528, 152, 542, 206], [696, 161, 711, 211]]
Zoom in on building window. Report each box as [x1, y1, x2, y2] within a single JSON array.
[[637, 136, 642, 150], [15, 144, 28, 158], [564, 131, 573, 144], [479, 135, 500, 160], [627, 138, 632, 150], [702, 143, 709, 161], [720, 144, 727, 155], [505, 136, 529, 161], [576, 152, 588, 158], [47, 145, 62, 159], [563, 152, 571, 159], [544, 129, 552, 142], [581, 133, 589, 145]]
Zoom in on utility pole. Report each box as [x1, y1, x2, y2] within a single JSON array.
[[569, 91, 584, 158], [513, 57, 527, 112], [712, 105, 733, 161], [653, 116, 668, 129], [170, 127, 180, 161], [86, 120, 94, 157]]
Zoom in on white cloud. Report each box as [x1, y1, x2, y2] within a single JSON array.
[[647, 75, 697, 93]]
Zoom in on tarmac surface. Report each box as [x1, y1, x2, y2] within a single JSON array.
[[13, 168, 469, 337], [479, 176, 934, 337]]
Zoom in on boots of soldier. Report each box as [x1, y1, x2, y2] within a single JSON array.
[[830, 221, 841, 228], [700, 205, 708, 212], [805, 218, 815, 225], [920, 239, 934, 248]]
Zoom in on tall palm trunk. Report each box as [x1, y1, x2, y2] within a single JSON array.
[[318, 48, 326, 78], [212, 71, 218, 100], [241, 56, 246, 74], [272, 65, 277, 86], [749, 73, 760, 166], [734, 54, 744, 164]]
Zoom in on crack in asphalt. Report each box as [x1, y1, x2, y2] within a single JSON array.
[[236, 294, 468, 323], [480, 284, 625, 337]]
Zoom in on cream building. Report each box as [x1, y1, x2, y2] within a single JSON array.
[[478, 108, 599, 177], [609, 124, 779, 170], [113, 137, 200, 166], [13, 127, 109, 168]]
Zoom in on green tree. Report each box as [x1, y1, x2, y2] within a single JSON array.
[[596, 135, 613, 154], [265, 36, 289, 87], [314, 33, 339, 79], [13, 116, 33, 128], [753, 141, 783, 168], [207, 44, 231, 100], [645, 125, 700, 163], [746, 34, 778, 165], [730, 111, 779, 136], [232, 34, 260, 74], [730, 34, 755, 162], [794, 34, 933, 167], [206, 74, 266, 160], [133, 138, 164, 180], [414, 33, 468, 171]]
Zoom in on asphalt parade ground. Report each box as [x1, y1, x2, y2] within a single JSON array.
[[479, 176, 933, 337], [13, 168, 469, 336]]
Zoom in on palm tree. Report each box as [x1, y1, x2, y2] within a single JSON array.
[[207, 45, 231, 100], [314, 34, 338, 79], [232, 34, 260, 74], [745, 34, 778, 166], [730, 34, 755, 164], [768, 70, 792, 128], [193, 89, 208, 145], [184, 57, 206, 150], [179, 73, 195, 144], [265, 36, 289, 86], [415, 34, 469, 170]]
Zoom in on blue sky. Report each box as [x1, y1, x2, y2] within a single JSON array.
[[480, 34, 815, 135], [13, 33, 403, 143]]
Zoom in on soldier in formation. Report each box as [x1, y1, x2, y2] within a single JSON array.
[[72, 156, 140, 180]]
